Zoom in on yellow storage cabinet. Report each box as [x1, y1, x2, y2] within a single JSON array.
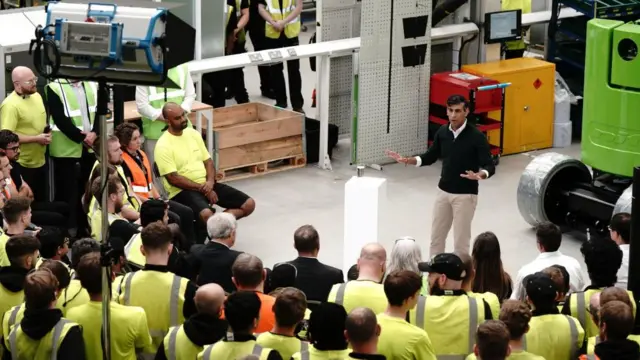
[[462, 58, 555, 155]]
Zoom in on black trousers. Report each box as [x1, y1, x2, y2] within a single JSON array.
[[21, 162, 49, 202], [52, 149, 96, 234], [166, 199, 196, 249], [266, 34, 303, 110], [248, 28, 273, 94], [227, 40, 250, 104]]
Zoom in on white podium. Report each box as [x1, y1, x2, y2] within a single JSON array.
[[343, 175, 388, 274]]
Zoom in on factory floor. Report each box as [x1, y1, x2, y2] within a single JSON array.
[[221, 24, 589, 281]]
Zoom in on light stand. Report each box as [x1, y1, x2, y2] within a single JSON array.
[[629, 166, 640, 332]]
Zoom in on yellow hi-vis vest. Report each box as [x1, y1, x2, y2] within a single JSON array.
[[198, 340, 274, 360], [124, 233, 145, 268], [0, 232, 10, 267], [264, 0, 300, 39], [88, 162, 141, 217], [47, 80, 97, 158], [1, 304, 25, 350], [569, 288, 637, 339], [234, 0, 246, 43], [5, 318, 78, 360], [327, 281, 388, 315], [163, 325, 203, 360], [0, 285, 24, 328], [523, 314, 584, 360], [142, 64, 191, 140], [116, 270, 189, 358], [501, 0, 530, 50], [408, 294, 485, 358], [587, 334, 640, 355]]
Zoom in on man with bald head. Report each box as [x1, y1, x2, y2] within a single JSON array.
[[327, 243, 388, 314], [154, 102, 255, 241], [157, 283, 229, 360], [0, 66, 50, 201], [345, 307, 384, 358]]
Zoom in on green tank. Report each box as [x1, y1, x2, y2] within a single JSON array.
[[516, 18, 637, 236]]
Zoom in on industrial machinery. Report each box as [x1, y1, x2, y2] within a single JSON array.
[[517, 18, 637, 237]]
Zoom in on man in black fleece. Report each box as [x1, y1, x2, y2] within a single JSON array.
[[2, 267, 85, 360], [0, 235, 39, 319], [155, 283, 229, 360], [592, 300, 639, 360], [387, 94, 495, 257]]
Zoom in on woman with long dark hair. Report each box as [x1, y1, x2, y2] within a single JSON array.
[[472, 232, 513, 301]]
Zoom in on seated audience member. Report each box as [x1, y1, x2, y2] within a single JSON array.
[[2, 258, 72, 337], [523, 272, 585, 360], [89, 174, 139, 241], [292, 303, 350, 360], [156, 283, 228, 360], [197, 291, 282, 360], [36, 227, 71, 271], [115, 122, 197, 248], [562, 237, 631, 339], [609, 212, 631, 289], [459, 251, 500, 319], [345, 308, 385, 359], [284, 225, 344, 304], [386, 237, 424, 292], [0, 129, 70, 229], [585, 287, 640, 355], [3, 268, 86, 360], [0, 235, 39, 317], [67, 252, 152, 359], [409, 253, 493, 358], [549, 264, 571, 306], [3, 196, 36, 238], [226, 253, 276, 333], [115, 222, 197, 357], [347, 264, 359, 281], [580, 301, 639, 360], [327, 243, 387, 314], [154, 102, 255, 228], [257, 287, 309, 359], [377, 270, 436, 360], [511, 222, 585, 301], [471, 231, 513, 301], [472, 320, 511, 360], [266, 263, 298, 295], [193, 212, 243, 291], [58, 238, 98, 314], [542, 265, 569, 310], [467, 300, 545, 359], [82, 164, 116, 216]]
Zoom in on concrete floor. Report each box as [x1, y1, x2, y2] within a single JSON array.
[[221, 24, 590, 282]]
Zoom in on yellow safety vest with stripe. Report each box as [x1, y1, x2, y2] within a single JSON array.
[[5, 318, 78, 360], [116, 270, 189, 358], [407, 294, 485, 359], [142, 64, 191, 140], [0, 285, 23, 328], [501, 0, 531, 50], [1, 303, 25, 353], [467, 291, 500, 319], [569, 288, 637, 338], [264, 0, 300, 39], [586, 334, 640, 355], [47, 80, 97, 158], [256, 331, 309, 360], [523, 314, 584, 360], [163, 325, 204, 360], [124, 233, 145, 268], [234, 0, 246, 43], [198, 340, 274, 360], [89, 162, 141, 217], [328, 281, 388, 315]]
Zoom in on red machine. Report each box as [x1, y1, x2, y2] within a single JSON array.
[[429, 71, 508, 165]]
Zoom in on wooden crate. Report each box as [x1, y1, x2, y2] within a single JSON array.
[[212, 103, 306, 182]]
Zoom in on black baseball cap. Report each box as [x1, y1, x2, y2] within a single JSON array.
[[524, 272, 557, 303], [418, 253, 466, 281]]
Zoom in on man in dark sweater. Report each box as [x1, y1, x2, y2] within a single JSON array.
[[387, 94, 495, 257]]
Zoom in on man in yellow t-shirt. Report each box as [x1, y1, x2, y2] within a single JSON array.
[[0, 66, 50, 201], [154, 102, 255, 230], [377, 270, 437, 360]]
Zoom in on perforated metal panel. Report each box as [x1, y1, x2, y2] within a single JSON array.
[[319, 0, 361, 135], [355, 0, 432, 164]]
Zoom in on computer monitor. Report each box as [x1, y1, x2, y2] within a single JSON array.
[[484, 9, 522, 44]]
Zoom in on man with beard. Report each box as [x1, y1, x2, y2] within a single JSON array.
[[89, 174, 138, 241], [0, 67, 51, 202], [154, 102, 255, 234]]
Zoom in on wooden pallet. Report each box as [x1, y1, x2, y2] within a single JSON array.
[[216, 155, 307, 182]]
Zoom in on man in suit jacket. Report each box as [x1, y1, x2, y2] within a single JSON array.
[[192, 212, 242, 292], [286, 225, 344, 304]]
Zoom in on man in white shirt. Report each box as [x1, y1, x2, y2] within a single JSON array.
[[510, 221, 585, 301], [610, 212, 630, 289]]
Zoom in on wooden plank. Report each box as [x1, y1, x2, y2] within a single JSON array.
[[215, 116, 303, 149], [217, 155, 307, 182], [212, 103, 259, 128], [216, 136, 303, 169], [255, 102, 302, 121]]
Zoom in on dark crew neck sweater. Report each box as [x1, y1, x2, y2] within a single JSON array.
[[418, 123, 495, 195]]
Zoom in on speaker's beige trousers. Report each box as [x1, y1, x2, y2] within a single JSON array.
[[429, 188, 478, 257]]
